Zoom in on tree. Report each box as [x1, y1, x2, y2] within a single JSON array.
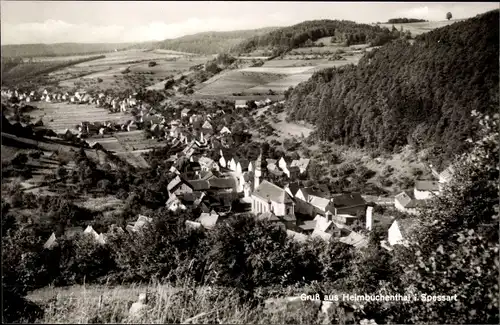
[[360, 111, 499, 324], [446, 12, 452, 20]]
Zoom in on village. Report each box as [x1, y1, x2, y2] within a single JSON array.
[[1, 85, 456, 254]]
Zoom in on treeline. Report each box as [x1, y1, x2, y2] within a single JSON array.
[[2, 55, 106, 84], [1, 43, 133, 58], [285, 9, 499, 169], [387, 18, 428, 23], [231, 19, 399, 55], [142, 27, 279, 54]]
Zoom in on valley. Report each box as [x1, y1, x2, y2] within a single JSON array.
[[1, 5, 499, 325]]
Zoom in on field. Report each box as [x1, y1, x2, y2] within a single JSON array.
[[27, 102, 131, 134], [378, 19, 464, 36], [195, 70, 286, 95], [47, 50, 209, 91]]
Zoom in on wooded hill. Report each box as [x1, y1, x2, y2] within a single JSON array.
[[1, 43, 135, 58], [140, 27, 281, 54], [285, 9, 499, 168], [231, 19, 399, 55]]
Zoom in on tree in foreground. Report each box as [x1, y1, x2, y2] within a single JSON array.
[[361, 111, 499, 323], [446, 12, 453, 20]]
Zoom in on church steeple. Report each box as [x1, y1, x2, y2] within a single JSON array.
[[254, 151, 262, 190]]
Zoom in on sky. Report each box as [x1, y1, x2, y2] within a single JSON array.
[[1, 1, 498, 45]]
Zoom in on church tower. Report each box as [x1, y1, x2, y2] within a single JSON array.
[[254, 151, 262, 191]]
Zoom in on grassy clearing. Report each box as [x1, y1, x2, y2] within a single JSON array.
[[28, 282, 327, 324]]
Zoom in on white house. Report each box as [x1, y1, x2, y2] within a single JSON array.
[[220, 126, 231, 135], [229, 157, 238, 171], [290, 158, 310, 175], [387, 218, 420, 247], [251, 180, 295, 217], [198, 156, 219, 172], [413, 180, 440, 200], [394, 191, 424, 215], [235, 99, 248, 109], [196, 210, 220, 230]]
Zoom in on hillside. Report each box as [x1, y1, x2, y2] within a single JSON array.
[[139, 27, 281, 54], [285, 9, 499, 169], [231, 19, 400, 55], [1, 43, 135, 58]]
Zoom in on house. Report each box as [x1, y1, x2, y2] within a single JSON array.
[[330, 193, 366, 217], [43, 232, 57, 249], [387, 218, 420, 247], [278, 157, 291, 171], [431, 164, 455, 184], [229, 157, 239, 171], [394, 191, 425, 215], [294, 187, 330, 216], [235, 99, 248, 109], [84, 225, 106, 244], [166, 194, 187, 212], [167, 176, 194, 196], [236, 159, 250, 175], [219, 149, 233, 168], [290, 158, 310, 175], [414, 180, 440, 200], [198, 156, 219, 172], [251, 180, 294, 217], [126, 215, 153, 233], [181, 108, 191, 118], [202, 120, 213, 132], [196, 210, 220, 230], [220, 126, 231, 135]]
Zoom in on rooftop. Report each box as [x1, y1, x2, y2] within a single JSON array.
[[253, 180, 294, 204], [415, 180, 440, 192]]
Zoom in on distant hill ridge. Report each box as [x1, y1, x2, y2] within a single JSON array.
[[285, 9, 499, 168], [1, 43, 136, 58]]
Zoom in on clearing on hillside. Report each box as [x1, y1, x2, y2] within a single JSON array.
[[195, 70, 286, 95]]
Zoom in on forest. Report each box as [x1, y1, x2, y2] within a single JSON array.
[[285, 9, 499, 168], [231, 19, 399, 55], [143, 27, 280, 54], [386, 18, 428, 23]]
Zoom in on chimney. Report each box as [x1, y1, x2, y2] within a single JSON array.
[[366, 206, 373, 231]]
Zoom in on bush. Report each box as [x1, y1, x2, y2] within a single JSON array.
[[148, 61, 157, 67]]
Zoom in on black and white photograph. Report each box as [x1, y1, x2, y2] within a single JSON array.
[[1, 1, 499, 324]]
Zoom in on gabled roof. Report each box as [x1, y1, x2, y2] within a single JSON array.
[[339, 231, 369, 248], [198, 156, 215, 167], [188, 179, 211, 191], [44, 232, 57, 249], [167, 175, 192, 192], [415, 180, 439, 192], [202, 121, 213, 129], [258, 211, 281, 222], [186, 220, 202, 229], [299, 187, 329, 200], [135, 215, 152, 228], [238, 159, 250, 170], [282, 213, 297, 222], [309, 196, 332, 211], [439, 165, 455, 183], [395, 191, 426, 209], [314, 215, 333, 232], [284, 182, 300, 197], [253, 180, 294, 204], [181, 108, 191, 114], [331, 193, 366, 208], [220, 126, 231, 134], [298, 220, 316, 231], [208, 177, 236, 189]]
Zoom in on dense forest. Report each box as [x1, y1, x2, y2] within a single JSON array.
[[141, 27, 280, 54], [387, 18, 428, 23], [285, 10, 499, 168], [231, 19, 399, 55]]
